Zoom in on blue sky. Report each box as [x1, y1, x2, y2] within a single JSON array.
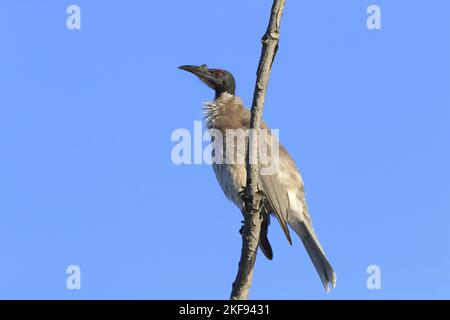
[[0, 0, 449, 299]]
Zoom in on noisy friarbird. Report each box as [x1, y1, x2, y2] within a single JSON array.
[[179, 64, 336, 292]]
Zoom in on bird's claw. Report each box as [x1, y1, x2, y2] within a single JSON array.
[[239, 187, 266, 214], [238, 187, 249, 202], [255, 191, 266, 211], [238, 187, 251, 214], [239, 221, 245, 236]]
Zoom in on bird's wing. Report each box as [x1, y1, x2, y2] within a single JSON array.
[[239, 109, 298, 245], [259, 173, 292, 244], [257, 131, 293, 244]]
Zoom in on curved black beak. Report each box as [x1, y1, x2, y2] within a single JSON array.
[[178, 65, 204, 75], [178, 64, 219, 87]]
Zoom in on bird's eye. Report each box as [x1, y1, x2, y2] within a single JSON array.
[[215, 71, 222, 77]]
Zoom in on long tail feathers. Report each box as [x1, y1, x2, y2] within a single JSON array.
[[259, 215, 273, 260], [291, 220, 336, 292]]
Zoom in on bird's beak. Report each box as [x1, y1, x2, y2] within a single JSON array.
[[178, 65, 204, 75], [178, 64, 219, 88]]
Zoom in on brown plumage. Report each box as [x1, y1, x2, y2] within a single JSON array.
[[179, 64, 336, 292]]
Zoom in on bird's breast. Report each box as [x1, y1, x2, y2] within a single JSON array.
[[212, 163, 246, 210]]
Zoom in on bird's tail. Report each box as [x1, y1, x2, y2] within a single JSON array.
[[259, 215, 273, 260], [290, 219, 336, 292]]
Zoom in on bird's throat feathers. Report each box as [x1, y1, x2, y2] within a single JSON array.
[[203, 92, 243, 129]]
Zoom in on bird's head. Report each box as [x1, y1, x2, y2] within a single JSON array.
[[179, 64, 236, 98]]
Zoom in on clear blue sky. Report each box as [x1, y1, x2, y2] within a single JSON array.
[[0, 0, 449, 299]]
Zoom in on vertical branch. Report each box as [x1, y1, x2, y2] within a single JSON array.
[[230, 0, 286, 300]]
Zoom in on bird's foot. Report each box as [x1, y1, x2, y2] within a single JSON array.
[[253, 190, 266, 213], [238, 187, 248, 202], [239, 220, 245, 236], [238, 187, 251, 214], [239, 187, 265, 214]]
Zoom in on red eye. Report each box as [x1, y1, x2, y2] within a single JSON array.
[[215, 71, 222, 77]]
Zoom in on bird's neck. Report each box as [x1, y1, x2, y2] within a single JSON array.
[[203, 92, 235, 129], [214, 92, 234, 102], [215, 87, 235, 99]]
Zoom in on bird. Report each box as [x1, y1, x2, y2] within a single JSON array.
[[179, 64, 336, 292]]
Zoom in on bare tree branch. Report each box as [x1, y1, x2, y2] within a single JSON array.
[[230, 0, 286, 300]]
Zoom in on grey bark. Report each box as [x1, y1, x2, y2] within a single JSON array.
[[230, 0, 286, 300]]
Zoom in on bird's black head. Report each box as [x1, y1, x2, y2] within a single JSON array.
[[179, 64, 236, 98]]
